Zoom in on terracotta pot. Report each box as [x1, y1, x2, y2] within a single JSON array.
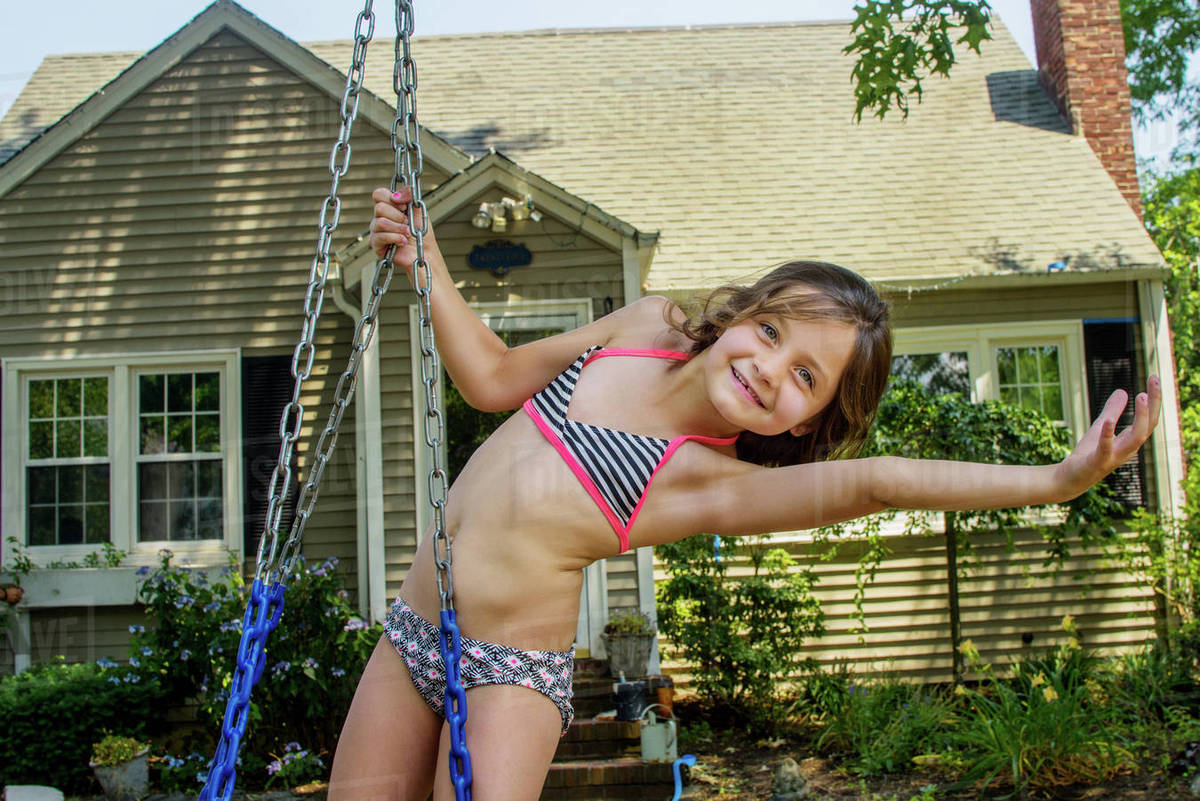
[[3, 586, 22, 604]]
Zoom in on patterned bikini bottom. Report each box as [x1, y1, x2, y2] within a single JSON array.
[[382, 597, 575, 734]]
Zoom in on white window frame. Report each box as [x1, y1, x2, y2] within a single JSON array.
[[3, 350, 244, 573], [893, 319, 1088, 439]]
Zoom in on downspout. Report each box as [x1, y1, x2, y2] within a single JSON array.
[[329, 262, 382, 622]]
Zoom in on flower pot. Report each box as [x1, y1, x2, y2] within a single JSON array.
[[602, 632, 654, 679], [90, 749, 149, 801], [3, 586, 22, 604]]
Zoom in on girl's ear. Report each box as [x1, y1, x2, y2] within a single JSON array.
[[790, 421, 813, 438]]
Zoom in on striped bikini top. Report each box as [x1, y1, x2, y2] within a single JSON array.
[[522, 346, 739, 552]]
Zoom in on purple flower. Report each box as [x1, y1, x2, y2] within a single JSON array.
[[271, 661, 291, 676], [135, 565, 151, 577], [204, 601, 221, 613], [108, 676, 121, 685], [129, 656, 140, 668], [344, 618, 367, 632], [266, 760, 282, 776], [128, 624, 145, 634], [303, 657, 318, 669], [179, 649, 192, 661], [284, 742, 302, 752], [331, 667, 346, 678], [96, 657, 118, 669], [141, 646, 153, 656]]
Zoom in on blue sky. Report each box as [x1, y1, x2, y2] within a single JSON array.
[[0, 0, 1179, 164]]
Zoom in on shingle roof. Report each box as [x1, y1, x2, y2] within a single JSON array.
[[2, 11, 1164, 290]]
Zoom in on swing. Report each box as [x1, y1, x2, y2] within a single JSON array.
[[196, 2, 472, 799]]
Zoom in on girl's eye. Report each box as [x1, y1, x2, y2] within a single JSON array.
[[796, 367, 814, 388], [760, 322, 778, 341]]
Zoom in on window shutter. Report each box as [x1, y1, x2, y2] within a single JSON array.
[[1083, 321, 1148, 510], [241, 356, 298, 559]]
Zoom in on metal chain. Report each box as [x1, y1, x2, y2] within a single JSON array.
[[390, 5, 472, 800], [256, 0, 377, 586]]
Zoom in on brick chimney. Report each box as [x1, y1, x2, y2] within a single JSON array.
[[1030, 0, 1142, 218]]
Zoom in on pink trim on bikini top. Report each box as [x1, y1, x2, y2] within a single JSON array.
[[522, 347, 738, 553]]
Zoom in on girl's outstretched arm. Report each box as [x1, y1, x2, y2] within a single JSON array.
[[370, 187, 666, 411], [692, 379, 1162, 538]]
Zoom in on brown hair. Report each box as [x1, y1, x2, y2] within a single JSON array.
[[669, 261, 892, 465]]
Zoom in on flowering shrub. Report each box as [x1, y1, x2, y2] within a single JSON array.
[[265, 742, 327, 789], [126, 549, 381, 778]]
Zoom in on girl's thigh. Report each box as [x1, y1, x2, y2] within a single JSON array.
[[329, 636, 443, 801], [432, 684, 563, 801]]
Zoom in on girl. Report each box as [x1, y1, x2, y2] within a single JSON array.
[[328, 186, 1161, 801]]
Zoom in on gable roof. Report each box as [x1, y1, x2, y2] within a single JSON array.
[[0, 0, 469, 196], [3, 8, 1164, 291]]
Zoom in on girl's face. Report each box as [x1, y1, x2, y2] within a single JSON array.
[[704, 310, 858, 437]]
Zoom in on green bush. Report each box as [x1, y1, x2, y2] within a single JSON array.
[[0, 659, 167, 793], [656, 534, 823, 730], [815, 676, 960, 775], [126, 549, 381, 784]]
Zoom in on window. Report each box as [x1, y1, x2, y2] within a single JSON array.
[[25, 376, 111, 545], [136, 372, 224, 542], [892, 321, 1086, 439], [996, 345, 1065, 423], [3, 352, 242, 565], [891, 351, 970, 396]]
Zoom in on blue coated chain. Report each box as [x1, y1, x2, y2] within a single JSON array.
[[199, 580, 287, 801], [439, 611, 473, 800]]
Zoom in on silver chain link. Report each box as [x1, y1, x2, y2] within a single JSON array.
[[390, 0, 454, 611], [255, 0, 377, 585]]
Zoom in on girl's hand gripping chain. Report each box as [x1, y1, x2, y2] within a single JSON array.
[[1053, 376, 1163, 502], [369, 185, 431, 278]]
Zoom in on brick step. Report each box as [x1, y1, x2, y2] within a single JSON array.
[[554, 719, 641, 760], [540, 757, 679, 801], [573, 675, 619, 719]]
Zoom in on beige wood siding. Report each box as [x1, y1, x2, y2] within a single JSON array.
[[0, 31, 450, 666], [888, 282, 1139, 327], [380, 185, 625, 601], [657, 528, 1155, 684], [0, 606, 145, 674]]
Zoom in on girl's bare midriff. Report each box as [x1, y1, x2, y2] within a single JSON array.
[[397, 329, 735, 653]]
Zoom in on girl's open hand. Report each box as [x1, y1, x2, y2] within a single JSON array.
[[1054, 377, 1162, 501], [369, 186, 434, 269]]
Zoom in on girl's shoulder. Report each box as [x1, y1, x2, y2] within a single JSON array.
[[606, 295, 692, 352]]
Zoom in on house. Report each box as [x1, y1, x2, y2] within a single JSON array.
[[0, 0, 1183, 681]]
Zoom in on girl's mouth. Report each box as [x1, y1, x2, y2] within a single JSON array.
[[731, 367, 764, 408]]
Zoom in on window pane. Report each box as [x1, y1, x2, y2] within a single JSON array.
[[29, 380, 54, 419], [168, 414, 193, 454], [28, 507, 55, 545], [167, 374, 192, 413], [28, 466, 56, 505], [198, 498, 223, 539], [140, 416, 165, 455], [59, 465, 82, 503], [29, 421, 53, 459], [195, 373, 219, 412], [891, 352, 970, 396], [1040, 346, 1060, 384], [56, 419, 81, 458], [1017, 347, 1040, 383], [1000, 385, 1020, 406], [86, 464, 110, 503], [195, 413, 221, 452], [1021, 386, 1044, 413], [56, 378, 81, 418], [85, 505, 109, 544], [58, 505, 84, 544], [196, 460, 222, 497], [139, 463, 167, 501], [140, 374, 163, 414], [997, 348, 1016, 385], [83, 377, 108, 416], [83, 418, 108, 458], [140, 501, 167, 541], [170, 461, 197, 500], [170, 500, 196, 540], [1044, 385, 1064, 419]]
